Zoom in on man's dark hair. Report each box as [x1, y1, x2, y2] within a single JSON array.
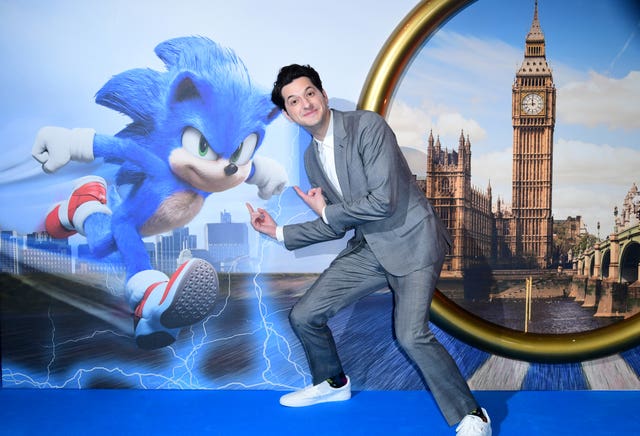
[[271, 64, 324, 111]]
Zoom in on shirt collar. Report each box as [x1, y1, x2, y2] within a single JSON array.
[[314, 110, 334, 149]]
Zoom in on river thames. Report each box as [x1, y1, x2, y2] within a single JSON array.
[[436, 275, 620, 334]]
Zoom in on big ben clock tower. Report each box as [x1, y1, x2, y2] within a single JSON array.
[[511, 0, 556, 267]]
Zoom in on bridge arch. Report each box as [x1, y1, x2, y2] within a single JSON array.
[[620, 241, 640, 283], [601, 248, 610, 279], [586, 253, 595, 278]]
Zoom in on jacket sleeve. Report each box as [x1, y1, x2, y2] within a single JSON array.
[[282, 218, 346, 251]]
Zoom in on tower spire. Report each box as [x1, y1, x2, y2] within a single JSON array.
[[518, 0, 551, 76], [524, 0, 546, 58], [528, 1, 543, 40]]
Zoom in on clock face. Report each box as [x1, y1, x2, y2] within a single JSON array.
[[522, 93, 544, 115]]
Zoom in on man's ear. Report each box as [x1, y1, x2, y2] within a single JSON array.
[[322, 90, 329, 104], [282, 109, 293, 123]]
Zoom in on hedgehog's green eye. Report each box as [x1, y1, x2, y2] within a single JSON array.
[[198, 136, 208, 156], [182, 127, 218, 160], [230, 133, 258, 166]]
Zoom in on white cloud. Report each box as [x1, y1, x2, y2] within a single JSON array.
[[553, 185, 623, 237], [387, 101, 431, 149], [388, 100, 487, 152], [558, 70, 640, 129], [554, 138, 640, 184], [436, 112, 487, 142], [552, 138, 639, 231]]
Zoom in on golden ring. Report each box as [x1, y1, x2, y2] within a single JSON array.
[[358, 0, 640, 362]]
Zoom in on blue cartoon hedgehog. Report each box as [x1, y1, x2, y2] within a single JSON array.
[[31, 36, 287, 349]]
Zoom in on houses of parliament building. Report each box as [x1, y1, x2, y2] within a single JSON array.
[[422, 2, 556, 276]]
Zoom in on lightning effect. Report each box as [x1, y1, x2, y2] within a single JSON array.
[[2, 126, 318, 392], [243, 124, 318, 390], [2, 260, 309, 390]]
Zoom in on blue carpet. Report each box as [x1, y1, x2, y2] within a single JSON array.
[[0, 389, 637, 435]]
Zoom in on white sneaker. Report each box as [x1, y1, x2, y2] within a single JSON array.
[[280, 376, 351, 407], [455, 408, 492, 436]]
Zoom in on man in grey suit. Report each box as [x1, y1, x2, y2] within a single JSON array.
[[246, 64, 491, 435]]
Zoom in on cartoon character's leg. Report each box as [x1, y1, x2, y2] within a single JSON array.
[[110, 212, 218, 349], [124, 259, 219, 349], [45, 176, 111, 238]]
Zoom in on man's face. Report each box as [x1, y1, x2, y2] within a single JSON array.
[[281, 76, 330, 137]]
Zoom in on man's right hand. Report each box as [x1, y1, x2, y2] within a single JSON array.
[[246, 203, 277, 239]]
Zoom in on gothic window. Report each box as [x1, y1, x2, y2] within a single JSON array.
[[440, 178, 450, 194]]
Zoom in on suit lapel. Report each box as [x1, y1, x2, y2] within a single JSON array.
[[307, 140, 342, 203]]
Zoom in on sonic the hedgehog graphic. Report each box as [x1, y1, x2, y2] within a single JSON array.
[[31, 36, 287, 349]]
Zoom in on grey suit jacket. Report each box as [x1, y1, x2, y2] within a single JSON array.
[[283, 109, 451, 276]]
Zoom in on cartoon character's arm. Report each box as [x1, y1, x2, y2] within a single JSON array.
[[245, 155, 288, 199], [32, 126, 95, 173], [32, 126, 165, 174]]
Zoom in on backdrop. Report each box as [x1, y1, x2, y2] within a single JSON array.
[[1, 0, 639, 392]]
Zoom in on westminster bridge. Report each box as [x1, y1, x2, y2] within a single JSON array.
[[571, 223, 640, 318]]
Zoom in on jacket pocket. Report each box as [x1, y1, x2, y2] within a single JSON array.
[[392, 204, 427, 238]]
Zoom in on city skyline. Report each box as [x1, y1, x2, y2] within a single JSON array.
[[1, 212, 250, 275]]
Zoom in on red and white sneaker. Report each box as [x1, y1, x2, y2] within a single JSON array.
[[45, 175, 109, 238], [127, 259, 219, 350]]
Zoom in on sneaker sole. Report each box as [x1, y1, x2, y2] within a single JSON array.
[[160, 259, 218, 329]]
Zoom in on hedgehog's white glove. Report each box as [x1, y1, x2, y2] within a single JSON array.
[[32, 126, 95, 173], [246, 155, 289, 200]]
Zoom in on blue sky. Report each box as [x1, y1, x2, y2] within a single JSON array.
[[389, 0, 640, 237]]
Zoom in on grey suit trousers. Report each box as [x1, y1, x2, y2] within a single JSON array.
[[288, 239, 478, 426]]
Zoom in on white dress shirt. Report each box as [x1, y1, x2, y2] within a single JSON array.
[[276, 111, 340, 242], [315, 112, 342, 197]]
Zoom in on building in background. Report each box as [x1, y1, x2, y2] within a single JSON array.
[[425, 2, 557, 275], [205, 210, 250, 272], [156, 227, 197, 275], [509, 1, 556, 268], [426, 131, 493, 274], [1, 231, 20, 274]]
